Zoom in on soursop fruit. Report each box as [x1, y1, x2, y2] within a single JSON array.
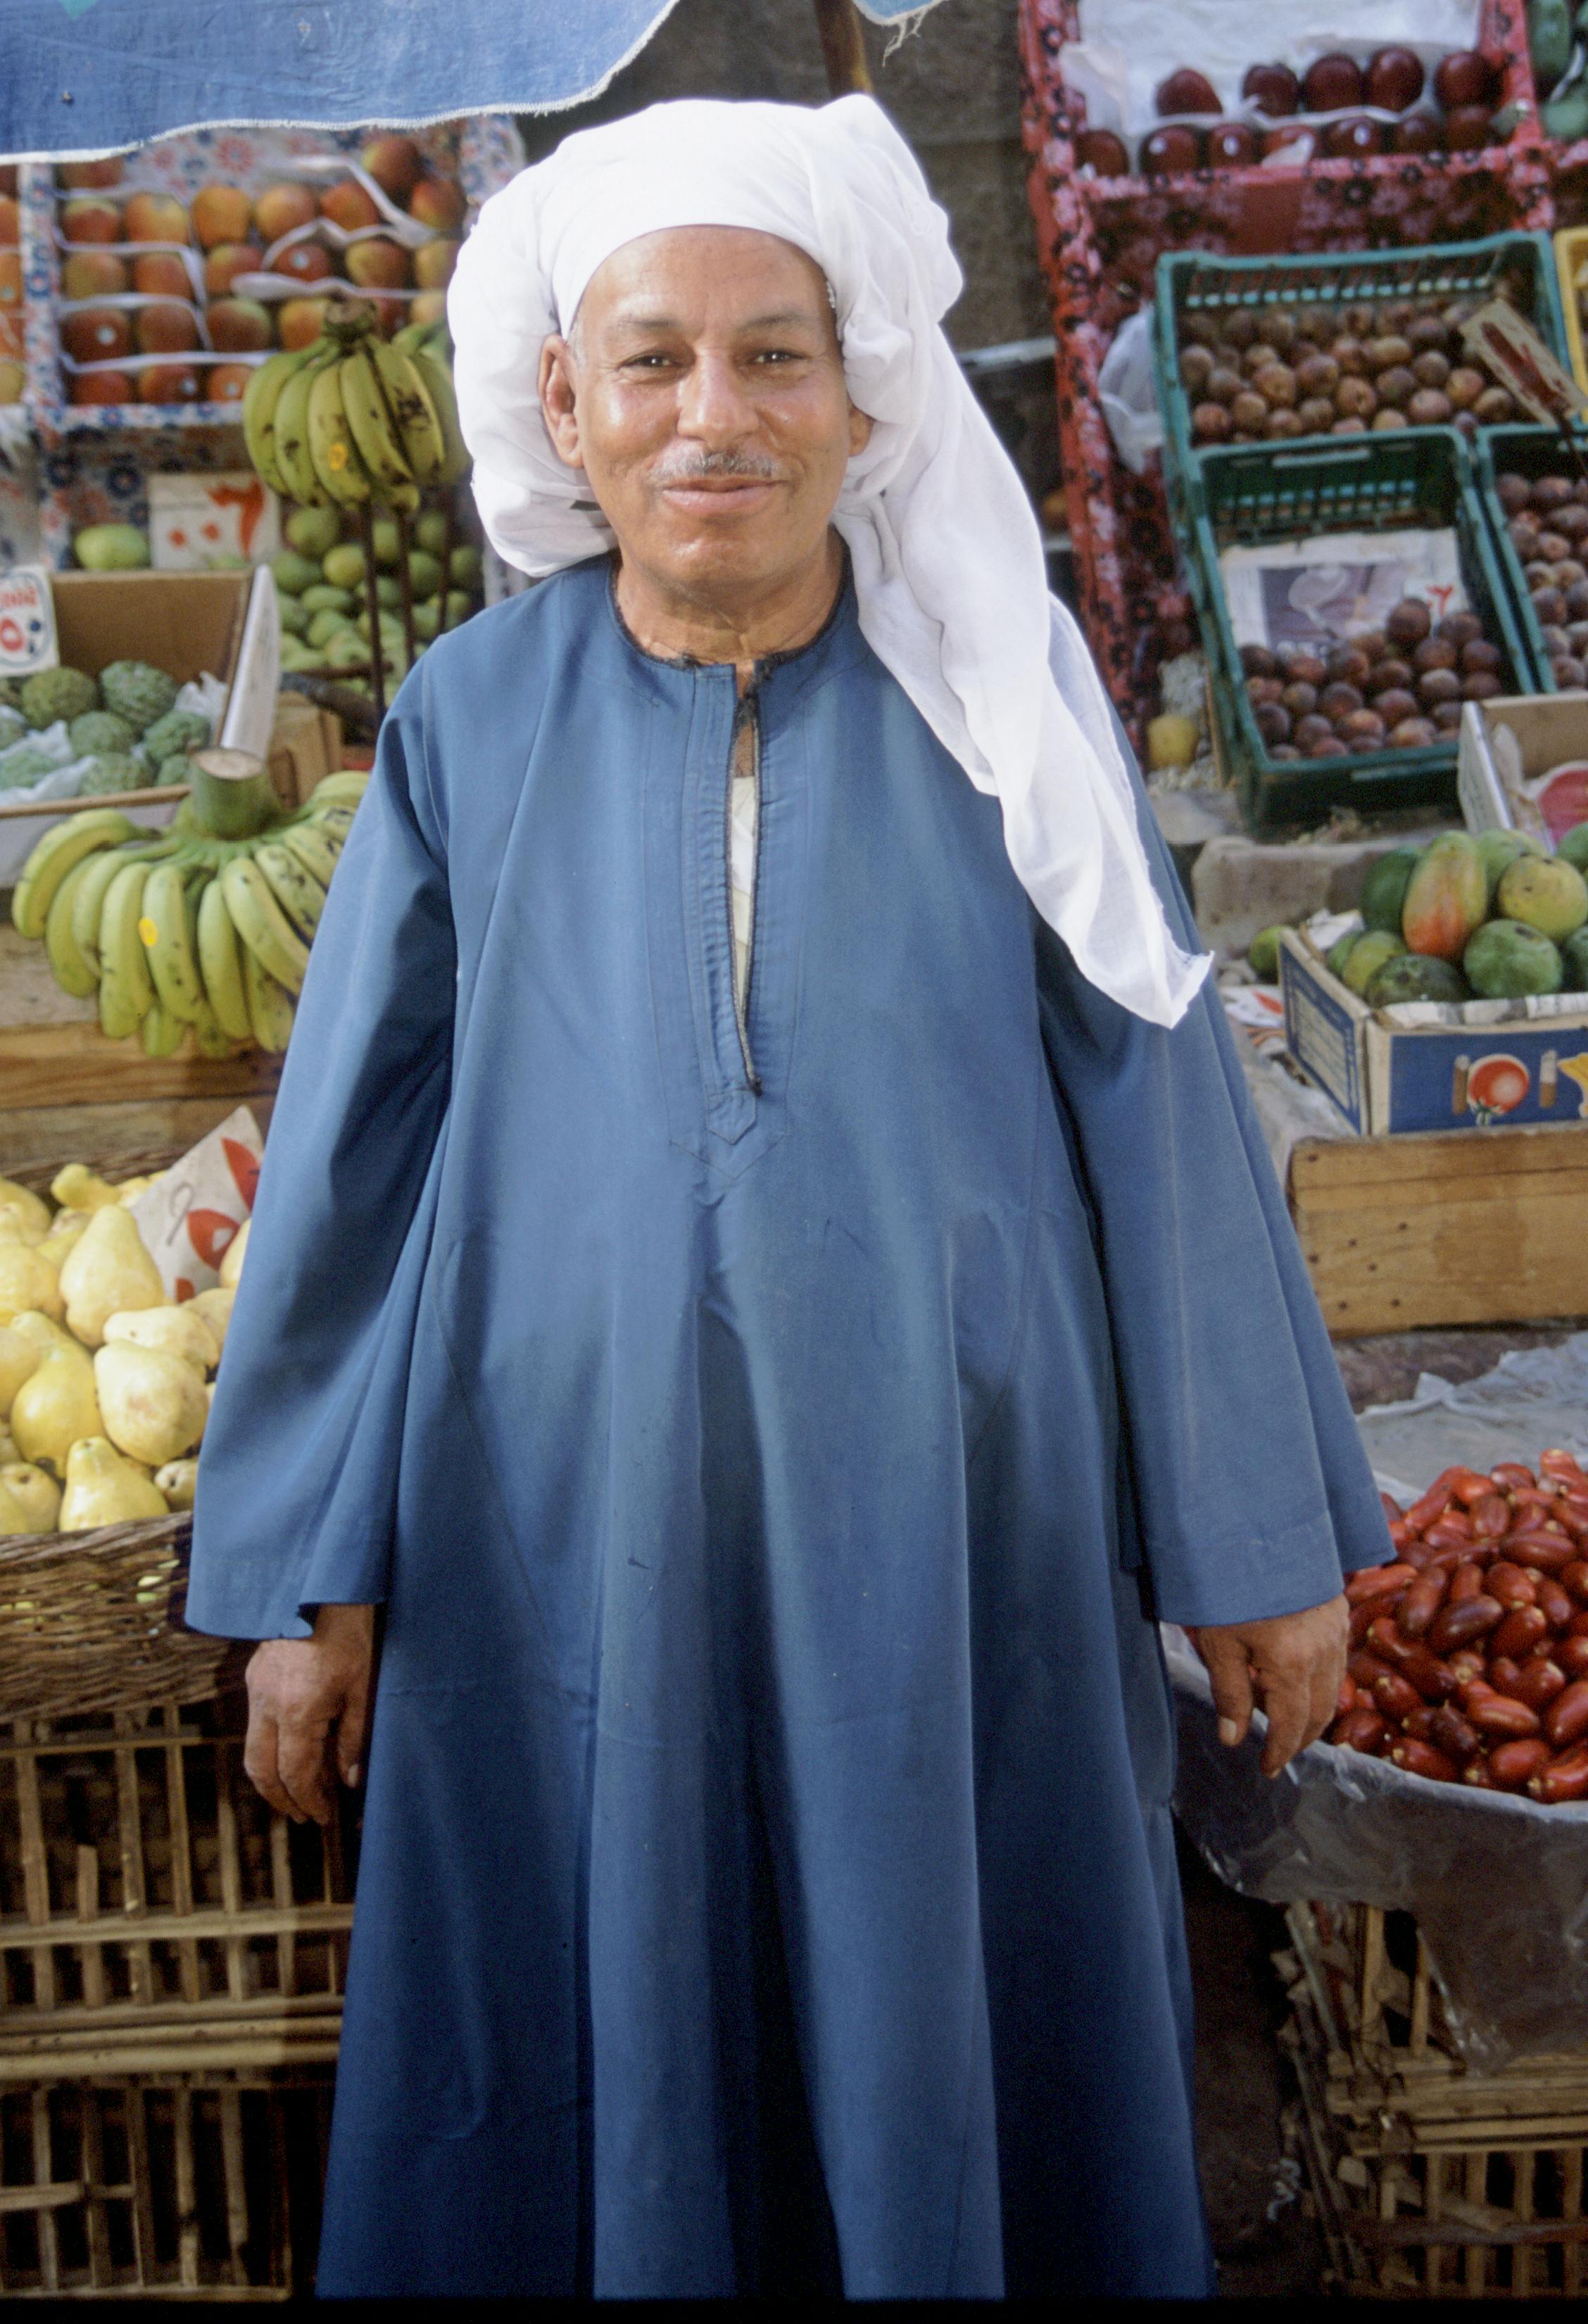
[[68, 709, 137, 758], [0, 745, 63, 791], [0, 705, 25, 749], [79, 752, 149, 795], [139, 707, 210, 763], [0, 676, 22, 713], [20, 666, 98, 730], [154, 754, 195, 785], [97, 659, 177, 735]]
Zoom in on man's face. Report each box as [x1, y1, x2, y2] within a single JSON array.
[[539, 227, 872, 605]]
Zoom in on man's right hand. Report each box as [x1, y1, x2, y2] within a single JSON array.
[[244, 1603, 376, 1826]]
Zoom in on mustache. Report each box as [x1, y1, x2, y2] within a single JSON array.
[[648, 450, 786, 485]]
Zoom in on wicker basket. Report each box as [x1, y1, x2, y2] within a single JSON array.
[[0, 1142, 249, 1726]]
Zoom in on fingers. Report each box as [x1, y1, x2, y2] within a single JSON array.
[[1256, 1655, 1313, 1778], [1198, 1631, 1256, 1749], [242, 1707, 298, 1822], [275, 1713, 336, 1826], [335, 1657, 372, 1791]]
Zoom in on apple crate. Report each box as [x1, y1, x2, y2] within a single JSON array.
[[1187, 427, 1536, 829], [1283, 1897, 1588, 2298], [1471, 424, 1588, 695]]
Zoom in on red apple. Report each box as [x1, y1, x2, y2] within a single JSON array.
[[122, 190, 189, 246], [1302, 53, 1364, 112], [253, 182, 318, 243], [61, 248, 127, 298], [137, 360, 201, 403], [344, 235, 410, 290], [1241, 62, 1299, 116], [135, 300, 200, 355], [130, 248, 192, 298], [359, 135, 424, 200], [61, 197, 122, 246], [1141, 125, 1203, 174], [58, 156, 121, 190], [320, 178, 382, 232], [191, 183, 253, 250], [207, 360, 253, 403], [1392, 113, 1444, 153], [1444, 103, 1496, 149], [203, 241, 263, 297], [409, 289, 448, 330], [61, 306, 132, 362], [355, 291, 407, 338], [270, 239, 334, 284], [1365, 47, 1425, 111], [1154, 68, 1219, 118], [1322, 113, 1384, 158], [70, 367, 132, 404], [412, 237, 458, 291], [0, 196, 17, 248], [407, 175, 466, 232], [277, 295, 331, 350], [207, 296, 273, 353], [1075, 127, 1130, 176], [1435, 50, 1499, 109], [1207, 121, 1260, 165]]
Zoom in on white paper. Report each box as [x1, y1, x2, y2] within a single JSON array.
[[130, 1106, 262, 1301], [1220, 528, 1466, 652], [149, 473, 280, 573], [219, 565, 281, 761]]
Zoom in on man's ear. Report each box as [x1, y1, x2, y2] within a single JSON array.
[[540, 336, 583, 469], [847, 399, 875, 457]]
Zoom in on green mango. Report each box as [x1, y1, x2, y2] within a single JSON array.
[[1327, 929, 1362, 980], [301, 583, 355, 615], [1463, 918, 1565, 999], [1341, 930, 1406, 997], [270, 550, 321, 598], [1561, 925, 1588, 990], [1475, 826, 1547, 907], [1247, 924, 1286, 980], [284, 505, 342, 559], [1359, 848, 1420, 934], [1364, 953, 1470, 1006], [1556, 820, 1588, 876], [1496, 853, 1588, 943]]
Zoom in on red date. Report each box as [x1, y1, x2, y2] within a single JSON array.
[[1346, 1562, 1417, 1605], [1372, 1672, 1423, 1724], [1449, 1561, 1488, 1605], [1510, 1658, 1566, 1712], [1544, 1678, 1588, 1749], [1428, 1705, 1480, 1762], [1563, 1563, 1588, 1605], [1559, 1636, 1588, 1678], [1331, 1706, 1387, 1755], [1490, 1463, 1537, 1491], [1462, 1755, 1498, 1789], [1530, 1743, 1588, 1802], [1487, 1562, 1537, 1610], [1489, 1738, 1554, 1791], [1397, 1569, 1449, 1638], [1428, 1595, 1504, 1654], [1390, 1738, 1458, 1782], [1463, 1686, 1542, 1738], [1491, 1605, 1549, 1661], [1537, 1578, 1575, 1631]]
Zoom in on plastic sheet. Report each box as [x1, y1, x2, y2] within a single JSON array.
[[1170, 1334, 1588, 2069]]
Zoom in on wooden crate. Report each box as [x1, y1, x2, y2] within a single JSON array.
[[1283, 1900, 1588, 2297], [1289, 1123, 1588, 1337]]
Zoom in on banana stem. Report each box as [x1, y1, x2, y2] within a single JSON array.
[[184, 750, 280, 840], [393, 503, 417, 674], [359, 502, 387, 726]]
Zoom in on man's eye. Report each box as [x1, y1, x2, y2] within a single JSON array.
[[624, 353, 677, 371]]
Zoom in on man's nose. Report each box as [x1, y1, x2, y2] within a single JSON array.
[[675, 349, 755, 442]]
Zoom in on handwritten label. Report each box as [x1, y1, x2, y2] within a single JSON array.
[[0, 568, 58, 676], [149, 472, 279, 572]]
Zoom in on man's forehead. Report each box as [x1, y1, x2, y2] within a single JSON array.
[[580, 227, 833, 327]]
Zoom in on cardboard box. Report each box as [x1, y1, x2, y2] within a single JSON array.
[[1458, 690, 1588, 843], [1278, 926, 1588, 1137]]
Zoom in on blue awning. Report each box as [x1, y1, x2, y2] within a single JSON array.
[[1, 0, 943, 161]]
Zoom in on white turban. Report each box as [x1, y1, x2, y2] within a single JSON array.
[[449, 94, 1209, 1029]]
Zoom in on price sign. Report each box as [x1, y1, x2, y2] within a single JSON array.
[[0, 567, 58, 676]]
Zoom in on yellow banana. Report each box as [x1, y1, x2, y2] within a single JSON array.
[[190, 999, 234, 1059], [42, 854, 106, 999], [252, 840, 326, 940], [278, 817, 342, 890], [140, 1000, 185, 1059], [340, 344, 415, 496], [220, 855, 310, 993], [241, 344, 319, 498], [97, 859, 157, 1039], [141, 860, 207, 1023], [12, 809, 137, 941], [241, 944, 296, 1053], [372, 341, 446, 486], [273, 349, 337, 508], [306, 360, 373, 508], [410, 346, 470, 485], [196, 873, 251, 1042]]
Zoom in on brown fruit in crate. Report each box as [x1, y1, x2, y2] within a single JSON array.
[[1280, 681, 1318, 719], [58, 158, 122, 190], [1242, 63, 1299, 115], [61, 306, 132, 362], [1373, 688, 1418, 727], [1306, 734, 1350, 757], [1208, 122, 1261, 165], [1365, 336, 1412, 374], [122, 191, 187, 244], [1432, 700, 1464, 731], [1445, 366, 1485, 409], [135, 301, 198, 355], [1293, 714, 1335, 749], [1475, 386, 1516, 423], [1155, 68, 1220, 115], [1192, 400, 1233, 443], [190, 184, 252, 249], [253, 182, 317, 241], [1511, 518, 1542, 561], [1326, 644, 1370, 685], [137, 360, 201, 403], [1335, 377, 1378, 420], [320, 177, 383, 232], [270, 239, 334, 284], [1265, 409, 1304, 440], [1303, 53, 1364, 110], [1180, 346, 1214, 393], [208, 362, 253, 403], [61, 196, 122, 245], [1435, 51, 1499, 109], [1439, 610, 1484, 648], [1141, 127, 1202, 175], [1444, 106, 1496, 150], [1320, 680, 1364, 719], [1463, 671, 1504, 700], [408, 175, 467, 232], [1254, 364, 1297, 408], [1535, 474, 1576, 510], [1076, 129, 1130, 176], [1406, 389, 1453, 426], [1419, 668, 1462, 707], [1535, 586, 1568, 626], [1539, 530, 1574, 562], [1247, 675, 1285, 707], [277, 296, 331, 350], [1567, 619, 1588, 651], [1204, 365, 1242, 404], [61, 248, 126, 299], [344, 236, 410, 289], [1366, 47, 1425, 110], [1240, 643, 1279, 678], [1294, 351, 1340, 398], [203, 241, 262, 297], [1568, 582, 1588, 621], [69, 367, 132, 403], [360, 134, 425, 200], [130, 248, 191, 298], [1462, 639, 1503, 676], [1253, 702, 1291, 745], [1413, 636, 1458, 674], [1338, 708, 1387, 747], [1323, 116, 1383, 159], [1390, 718, 1438, 747], [1282, 650, 1326, 687], [1386, 600, 1432, 648], [1230, 390, 1268, 434], [1412, 353, 1452, 393], [1373, 408, 1410, 432], [208, 296, 273, 353], [413, 238, 455, 293], [1330, 336, 1369, 377], [1366, 657, 1413, 695], [1557, 655, 1587, 685], [1375, 366, 1416, 408], [1297, 396, 1336, 434]]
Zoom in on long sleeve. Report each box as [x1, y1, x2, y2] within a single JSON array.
[[1035, 726, 1392, 1629], [186, 674, 455, 1640]]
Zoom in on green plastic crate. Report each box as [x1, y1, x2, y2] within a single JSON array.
[[1470, 423, 1588, 695], [1154, 234, 1569, 536], [1187, 427, 1535, 832]]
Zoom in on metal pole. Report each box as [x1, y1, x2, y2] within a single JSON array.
[[812, 0, 874, 94]]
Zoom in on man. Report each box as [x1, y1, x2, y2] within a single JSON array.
[[189, 95, 1387, 2299]]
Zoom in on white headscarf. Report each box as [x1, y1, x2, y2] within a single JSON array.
[[449, 94, 1209, 1028]]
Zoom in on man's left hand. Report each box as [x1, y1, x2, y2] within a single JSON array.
[[1187, 1595, 1348, 1778]]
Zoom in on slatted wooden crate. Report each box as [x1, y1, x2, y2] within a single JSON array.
[[1282, 1898, 1588, 2297]]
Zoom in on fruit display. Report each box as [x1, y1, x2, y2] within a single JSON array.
[[52, 134, 464, 410], [1184, 291, 1530, 450], [1330, 1450, 1588, 1802], [1325, 821, 1588, 1005], [11, 764, 369, 1056], [0, 656, 213, 794], [0, 1164, 250, 1536], [1493, 462, 1588, 688], [1239, 600, 1519, 764], [1075, 45, 1507, 179]]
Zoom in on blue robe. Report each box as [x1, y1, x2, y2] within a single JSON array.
[[187, 557, 1390, 2299]]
